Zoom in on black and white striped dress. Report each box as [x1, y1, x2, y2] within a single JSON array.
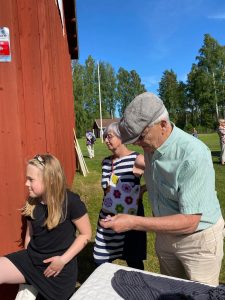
[[93, 152, 146, 264]]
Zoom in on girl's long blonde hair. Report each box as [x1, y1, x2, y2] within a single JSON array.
[[22, 154, 67, 230]]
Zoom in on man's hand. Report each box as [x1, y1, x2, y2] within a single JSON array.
[[99, 214, 136, 233]]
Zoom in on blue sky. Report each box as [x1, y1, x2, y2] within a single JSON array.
[[76, 0, 225, 94]]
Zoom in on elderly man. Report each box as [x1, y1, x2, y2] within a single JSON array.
[[100, 92, 224, 286]]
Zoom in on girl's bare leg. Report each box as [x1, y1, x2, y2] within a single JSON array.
[[0, 257, 26, 284]]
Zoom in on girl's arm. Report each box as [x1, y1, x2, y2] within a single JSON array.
[[43, 213, 92, 277], [24, 220, 33, 249], [61, 213, 92, 264]]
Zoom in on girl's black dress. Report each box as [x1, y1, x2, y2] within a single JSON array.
[[6, 190, 87, 300]]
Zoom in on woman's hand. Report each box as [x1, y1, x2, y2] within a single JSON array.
[[133, 154, 145, 176], [43, 256, 66, 277]]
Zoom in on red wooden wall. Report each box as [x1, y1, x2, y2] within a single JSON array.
[[0, 1, 77, 297]]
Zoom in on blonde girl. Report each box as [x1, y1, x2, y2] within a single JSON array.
[[0, 154, 92, 300]]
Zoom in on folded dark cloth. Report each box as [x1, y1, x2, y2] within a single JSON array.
[[111, 269, 225, 300]]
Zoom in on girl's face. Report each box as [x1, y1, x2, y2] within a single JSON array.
[[25, 164, 45, 198]]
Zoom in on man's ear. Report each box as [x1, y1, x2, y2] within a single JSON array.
[[160, 120, 167, 130]]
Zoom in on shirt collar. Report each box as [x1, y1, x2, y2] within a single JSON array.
[[153, 123, 177, 157]]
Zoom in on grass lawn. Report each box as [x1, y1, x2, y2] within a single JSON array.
[[71, 133, 225, 286]]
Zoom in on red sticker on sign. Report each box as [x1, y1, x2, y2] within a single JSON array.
[[0, 41, 10, 55], [0, 27, 11, 62]]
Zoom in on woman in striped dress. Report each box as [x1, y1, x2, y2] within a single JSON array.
[[93, 122, 146, 270]]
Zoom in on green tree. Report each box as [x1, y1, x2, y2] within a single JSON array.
[[176, 81, 188, 128], [83, 55, 98, 123], [158, 69, 182, 122], [117, 68, 146, 116], [187, 63, 213, 128], [73, 61, 87, 137], [195, 34, 225, 122], [97, 62, 117, 118], [185, 34, 225, 128], [73, 56, 147, 132], [117, 68, 131, 116]]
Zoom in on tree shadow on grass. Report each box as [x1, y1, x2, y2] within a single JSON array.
[[76, 242, 97, 290], [211, 151, 221, 164]]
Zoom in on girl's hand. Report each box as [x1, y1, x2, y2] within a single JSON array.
[[43, 256, 66, 277]]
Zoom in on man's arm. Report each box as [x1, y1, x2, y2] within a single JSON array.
[[100, 213, 201, 235]]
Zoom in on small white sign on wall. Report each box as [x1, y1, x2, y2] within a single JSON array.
[[0, 27, 11, 62]]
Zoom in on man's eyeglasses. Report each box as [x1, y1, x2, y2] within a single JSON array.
[[138, 133, 145, 141], [137, 129, 148, 142], [34, 154, 45, 167]]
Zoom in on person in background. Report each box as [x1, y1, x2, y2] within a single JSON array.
[[93, 122, 147, 270], [86, 130, 96, 159], [0, 154, 92, 300], [100, 92, 224, 286], [192, 127, 198, 138], [218, 118, 225, 165]]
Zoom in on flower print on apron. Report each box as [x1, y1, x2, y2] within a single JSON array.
[[102, 173, 140, 215]]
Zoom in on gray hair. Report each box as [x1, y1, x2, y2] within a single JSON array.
[[148, 109, 170, 127], [103, 122, 121, 139]]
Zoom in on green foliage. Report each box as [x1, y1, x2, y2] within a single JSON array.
[[98, 62, 117, 118], [74, 34, 225, 134], [83, 56, 98, 124], [73, 56, 146, 135], [158, 34, 225, 131], [117, 68, 146, 115], [73, 62, 87, 137], [158, 69, 185, 123], [186, 34, 225, 126], [183, 123, 193, 133], [73, 56, 117, 136]]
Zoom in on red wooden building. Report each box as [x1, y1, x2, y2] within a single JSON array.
[[0, 1, 78, 298]]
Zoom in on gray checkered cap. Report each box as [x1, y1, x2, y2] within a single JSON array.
[[119, 92, 166, 144]]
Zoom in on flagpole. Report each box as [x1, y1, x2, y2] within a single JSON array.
[[98, 62, 103, 142]]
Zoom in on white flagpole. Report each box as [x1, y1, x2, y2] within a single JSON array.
[[98, 62, 103, 143]]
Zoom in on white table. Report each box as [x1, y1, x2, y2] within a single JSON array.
[[70, 262, 186, 300]]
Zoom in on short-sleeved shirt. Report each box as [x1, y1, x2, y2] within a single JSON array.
[[144, 124, 222, 231], [27, 190, 87, 263]]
